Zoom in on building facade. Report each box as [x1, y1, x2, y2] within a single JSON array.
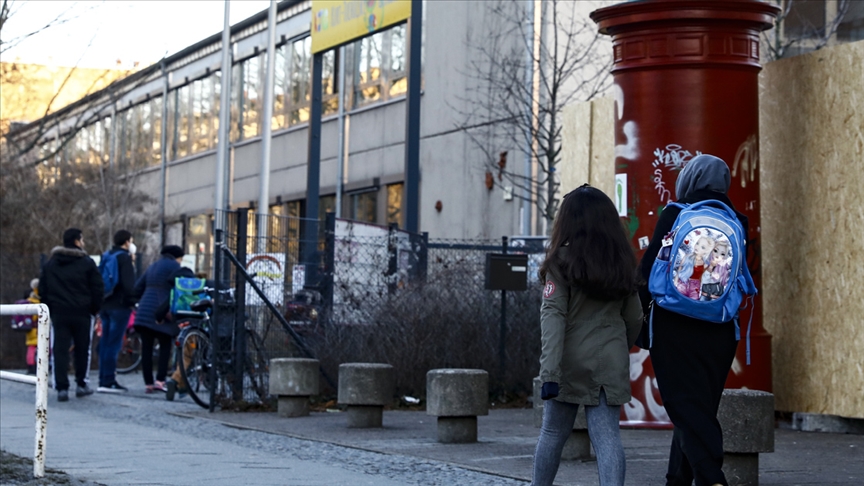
[[12, 0, 596, 270]]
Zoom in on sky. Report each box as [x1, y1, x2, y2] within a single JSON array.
[[2, 1, 272, 70]]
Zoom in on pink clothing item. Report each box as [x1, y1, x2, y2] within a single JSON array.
[[675, 278, 702, 300], [26, 345, 37, 366]]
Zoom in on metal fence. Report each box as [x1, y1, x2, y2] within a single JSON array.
[[213, 209, 546, 408]]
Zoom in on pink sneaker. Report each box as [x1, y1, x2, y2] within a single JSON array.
[[152, 381, 167, 392]]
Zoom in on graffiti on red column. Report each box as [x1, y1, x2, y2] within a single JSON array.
[[651, 144, 702, 205]]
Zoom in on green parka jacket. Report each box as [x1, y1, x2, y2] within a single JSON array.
[[539, 264, 643, 407]]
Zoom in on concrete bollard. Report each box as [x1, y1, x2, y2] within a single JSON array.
[[426, 369, 489, 443], [337, 363, 395, 428], [533, 376, 593, 461], [269, 358, 319, 417], [717, 389, 775, 486]]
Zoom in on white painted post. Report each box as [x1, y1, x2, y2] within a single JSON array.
[[0, 303, 50, 478]]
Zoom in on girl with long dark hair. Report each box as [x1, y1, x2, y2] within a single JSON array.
[[532, 184, 643, 486]]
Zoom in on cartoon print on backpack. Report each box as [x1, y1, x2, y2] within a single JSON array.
[[672, 231, 715, 300], [700, 240, 731, 301]]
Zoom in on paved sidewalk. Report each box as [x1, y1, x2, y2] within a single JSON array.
[[2, 373, 863, 485], [0, 381, 404, 486], [181, 406, 864, 485]]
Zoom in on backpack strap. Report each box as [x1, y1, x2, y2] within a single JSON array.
[[648, 302, 655, 349]]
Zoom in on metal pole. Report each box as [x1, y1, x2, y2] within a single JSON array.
[[234, 209, 248, 401], [531, 0, 542, 235], [303, 52, 323, 288], [159, 60, 169, 246], [335, 45, 347, 218], [0, 304, 50, 478], [257, 0, 277, 248], [214, 0, 232, 231], [500, 236, 508, 384], [403, 0, 423, 233], [522, 0, 534, 236], [210, 229, 223, 413]]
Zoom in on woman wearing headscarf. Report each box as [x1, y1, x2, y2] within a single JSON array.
[[638, 155, 749, 486]]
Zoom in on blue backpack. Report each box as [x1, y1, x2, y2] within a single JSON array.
[[648, 200, 758, 361], [99, 250, 120, 298]]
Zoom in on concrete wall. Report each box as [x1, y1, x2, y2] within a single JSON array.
[[560, 41, 864, 419], [759, 40, 864, 419]]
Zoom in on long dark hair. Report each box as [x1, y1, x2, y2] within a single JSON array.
[[539, 184, 639, 301]]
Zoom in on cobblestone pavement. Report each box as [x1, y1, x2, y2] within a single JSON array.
[[3, 373, 863, 486], [0, 378, 523, 485]]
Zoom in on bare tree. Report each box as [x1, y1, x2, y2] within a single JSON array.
[[762, 0, 852, 61], [452, 0, 611, 232], [0, 0, 159, 302]]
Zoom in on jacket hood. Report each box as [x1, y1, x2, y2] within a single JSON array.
[[675, 154, 731, 200], [50, 246, 89, 265]]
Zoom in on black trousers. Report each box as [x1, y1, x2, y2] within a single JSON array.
[[136, 326, 173, 385], [650, 314, 738, 486], [52, 314, 92, 391]]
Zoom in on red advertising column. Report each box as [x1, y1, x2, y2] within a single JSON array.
[[590, 0, 779, 427]]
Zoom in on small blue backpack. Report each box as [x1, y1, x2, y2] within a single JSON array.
[[648, 200, 758, 361], [99, 250, 120, 298]]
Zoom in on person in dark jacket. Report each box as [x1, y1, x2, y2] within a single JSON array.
[[39, 228, 103, 402], [132, 245, 183, 393], [638, 155, 748, 486], [97, 230, 137, 393], [533, 185, 643, 486]]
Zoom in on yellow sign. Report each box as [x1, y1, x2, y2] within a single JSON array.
[[311, 1, 411, 54]]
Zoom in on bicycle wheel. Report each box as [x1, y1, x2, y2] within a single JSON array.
[[243, 329, 270, 404], [116, 329, 142, 374], [179, 328, 214, 409]]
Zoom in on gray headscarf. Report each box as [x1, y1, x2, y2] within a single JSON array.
[[675, 154, 731, 200]]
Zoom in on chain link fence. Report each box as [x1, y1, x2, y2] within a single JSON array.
[[215, 209, 546, 408]]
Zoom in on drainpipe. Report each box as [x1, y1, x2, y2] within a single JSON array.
[[214, 0, 232, 231], [335, 45, 347, 218], [159, 60, 169, 247], [257, 0, 278, 250]]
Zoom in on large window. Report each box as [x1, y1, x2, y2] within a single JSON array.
[[386, 182, 403, 227], [349, 190, 377, 223], [347, 24, 407, 109], [118, 97, 162, 170], [169, 75, 219, 160], [319, 194, 337, 221]]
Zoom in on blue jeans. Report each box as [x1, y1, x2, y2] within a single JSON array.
[[532, 389, 626, 486], [98, 308, 131, 386]]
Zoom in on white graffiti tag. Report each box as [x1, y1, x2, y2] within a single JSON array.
[[733, 134, 758, 188], [652, 144, 702, 204], [613, 84, 640, 162]]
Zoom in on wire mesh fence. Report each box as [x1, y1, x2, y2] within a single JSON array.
[[214, 209, 547, 408]]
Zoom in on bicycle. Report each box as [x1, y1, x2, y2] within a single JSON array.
[[116, 311, 175, 374], [172, 291, 270, 409]]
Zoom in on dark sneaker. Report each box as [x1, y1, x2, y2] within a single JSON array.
[[75, 385, 94, 397], [97, 382, 128, 394], [58, 390, 69, 402]]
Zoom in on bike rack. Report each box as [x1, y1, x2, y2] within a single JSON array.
[[219, 243, 336, 390]]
